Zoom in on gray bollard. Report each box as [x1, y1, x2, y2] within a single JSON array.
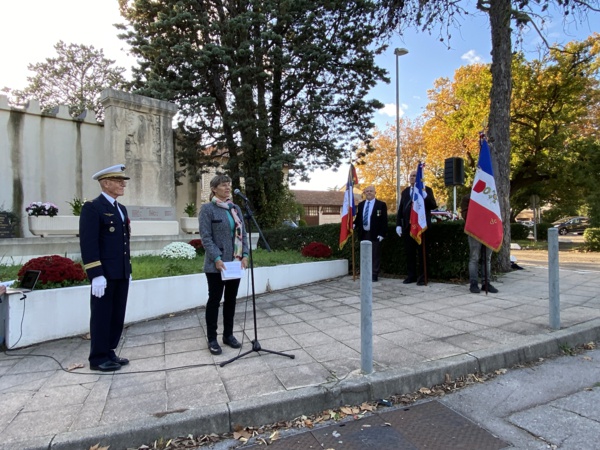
[[360, 240, 373, 374], [548, 227, 560, 330]]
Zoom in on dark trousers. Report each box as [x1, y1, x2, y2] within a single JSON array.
[[205, 272, 241, 341], [361, 230, 382, 277], [403, 230, 430, 280], [89, 279, 129, 365]]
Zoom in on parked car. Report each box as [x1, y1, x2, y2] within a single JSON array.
[[517, 220, 534, 228], [282, 219, 299, 228], [552, 216, 578, 226], [553, 216, 590, 235]]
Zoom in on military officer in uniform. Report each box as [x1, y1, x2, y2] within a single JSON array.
[[80, 164, 132, 372]]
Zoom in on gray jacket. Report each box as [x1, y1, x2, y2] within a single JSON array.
[[199, 201, 249, 273]]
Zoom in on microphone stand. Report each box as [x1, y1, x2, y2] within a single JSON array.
[[219, 195, 295, 367]]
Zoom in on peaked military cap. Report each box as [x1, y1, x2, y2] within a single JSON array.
[[92, 164, 130, 181]]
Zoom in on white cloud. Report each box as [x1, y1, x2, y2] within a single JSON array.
[[378, 103, 407, 117], [461, 50, 483, 65]]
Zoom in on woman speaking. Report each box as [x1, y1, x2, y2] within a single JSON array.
[[199, 175, 249, 355]]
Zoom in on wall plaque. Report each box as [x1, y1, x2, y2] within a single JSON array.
[[128, 206, 176, 221], [0, 212, 16, 238]]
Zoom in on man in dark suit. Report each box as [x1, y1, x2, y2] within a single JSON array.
[[396, 170, 437, 285], [80, 164, 132, 372], [354, 185, 388, 282]]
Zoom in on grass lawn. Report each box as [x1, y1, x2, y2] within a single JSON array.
[[0, 248, 332, 287]]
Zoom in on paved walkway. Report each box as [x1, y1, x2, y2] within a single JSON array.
[[1, 263, 600, 450]]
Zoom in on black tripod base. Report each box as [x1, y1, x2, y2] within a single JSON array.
[[219, 340, 295, 367]]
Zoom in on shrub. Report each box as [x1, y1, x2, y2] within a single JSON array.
[[160, 242, 197, 259], [18, 255, 87, 289], [188, 238, 205, 255], [510, 222, 530, 240], [184, 202, 198, 217], [66, 197, 85, 216], [583, 228, 600, 251], [25, 202, 59, 217], [301, 241, 332, 258]]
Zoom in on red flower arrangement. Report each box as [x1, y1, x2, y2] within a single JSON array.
[[18, 255, 87, 289], [188, 238, 205, 255], [301, 241, 332, 258]]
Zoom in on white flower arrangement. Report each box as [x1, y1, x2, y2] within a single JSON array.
[[160, 242, 197, 260], [26, 201, 59, 217]]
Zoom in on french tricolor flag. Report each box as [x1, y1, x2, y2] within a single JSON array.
[[465, 135, 503, 251], [339, 164, 358, 250], [410, 162, 428, 245]]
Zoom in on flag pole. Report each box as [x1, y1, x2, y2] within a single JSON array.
[[351, 228, 356, 281], [422, 233, 428, 285], [352, 160, 356, 281], [482, 244, 488, 294]]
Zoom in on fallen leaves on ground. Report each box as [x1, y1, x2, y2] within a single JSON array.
[[67, 363, 85, 371], [89, 445, 110, 450]]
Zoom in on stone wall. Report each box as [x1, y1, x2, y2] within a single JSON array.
[[0, 90, 183, 237]]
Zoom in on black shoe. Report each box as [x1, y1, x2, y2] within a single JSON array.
[[481, 283, 498, 293], [469, 281, 480, 294], [372, 275, 378, 282], [208, 340, 222, 355], [417, 279, 426, 286], [223, 335, 242, 349], [90, 361, 122, 372], [403, 277, 416, 284], [110, 356, 129, 366]]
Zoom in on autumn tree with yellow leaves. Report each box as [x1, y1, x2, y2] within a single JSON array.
[[355, 117, 438, 211]]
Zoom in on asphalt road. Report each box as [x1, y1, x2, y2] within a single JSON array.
[[512, 234, 600, 272]]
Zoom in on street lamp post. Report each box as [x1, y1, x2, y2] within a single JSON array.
[[395, 47, 409, 210]]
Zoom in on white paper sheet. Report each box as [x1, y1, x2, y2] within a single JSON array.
[[221, 260, 243, 280]]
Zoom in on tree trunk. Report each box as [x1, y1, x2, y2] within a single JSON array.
[[487, 0, 512, 272]]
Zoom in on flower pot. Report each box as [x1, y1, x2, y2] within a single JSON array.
[[28, 215, 79, 237], [179, 217, 199, 234]]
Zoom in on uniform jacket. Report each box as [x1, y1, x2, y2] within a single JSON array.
[[79, 194, 131, 280], [396, 186, 437, 232], [199, 201, 249, 274], [354, 198, 388, 239]]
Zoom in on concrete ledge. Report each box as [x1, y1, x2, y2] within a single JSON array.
[[131, 220, 179, 236], [0, 235, 204, 265], [369, 354, 479, 400], [41, 404, 230, 450], [471, 320, 600, 373], [229, 385, 336, 430]]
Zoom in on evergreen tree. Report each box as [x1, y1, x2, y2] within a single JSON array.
[[118, 0, 388, 227]]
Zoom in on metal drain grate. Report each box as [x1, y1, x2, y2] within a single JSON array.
[[381, 401, 507, 449], [245, 400, 508, 450]]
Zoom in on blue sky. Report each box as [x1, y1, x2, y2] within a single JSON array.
[[1, 1, 597, 190]]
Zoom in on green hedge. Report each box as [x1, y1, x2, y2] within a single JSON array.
[[510, 223, 530, 240], [260, 220, 471, 281]]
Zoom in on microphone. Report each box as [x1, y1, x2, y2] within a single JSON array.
[[234, 189, 249, 202]]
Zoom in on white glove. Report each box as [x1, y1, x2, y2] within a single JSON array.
[[377, 236, 384, 242], [129, 274, 133, 283], [91, 276, 107, 298], [422, 190, 428, 199], [396, 226, 402, 237]]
